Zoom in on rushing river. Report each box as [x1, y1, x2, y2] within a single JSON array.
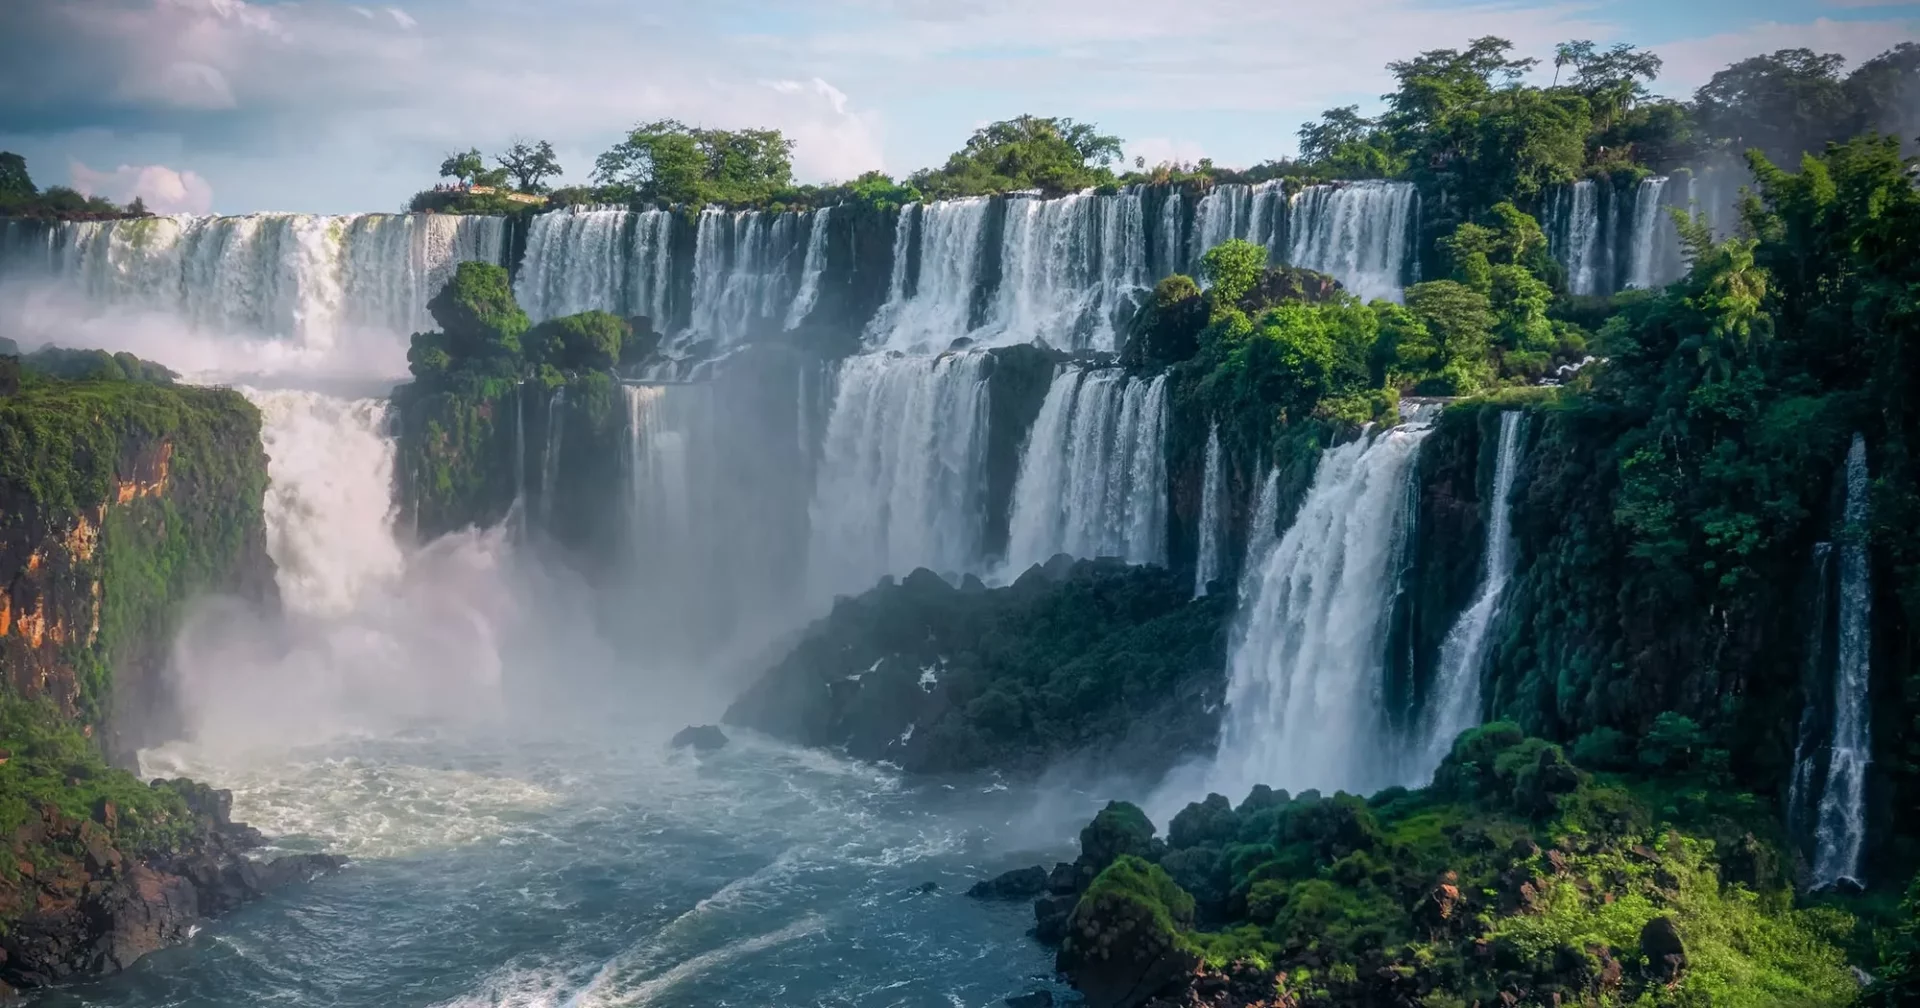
[[33, 726, 1080, 1008]]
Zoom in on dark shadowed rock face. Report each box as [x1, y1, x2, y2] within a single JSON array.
[[967, 864, 1048, 901], [669, 725, 729, 751], [0, 783, 343, 993]]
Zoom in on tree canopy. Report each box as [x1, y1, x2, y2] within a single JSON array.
[[912, 115, 1123, 198], [593, 120, 795, 206]]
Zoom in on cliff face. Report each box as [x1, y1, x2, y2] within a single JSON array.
[[0, 380, 275, 761], [392, 374, 521, 542]]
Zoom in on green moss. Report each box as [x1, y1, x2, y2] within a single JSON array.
[[0, 696, 193, 862]]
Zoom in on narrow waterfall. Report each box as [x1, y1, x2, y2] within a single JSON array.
[[806, 352, 992, 598], [0, 213, 505, 356], [1191, 181, 1286, 265], [1244, 467, 1281, 569], [1789, 541, 1835, 848], [1003, 367, 1168, 572], [515, 207, 673, 323], [988, 191, 1149, 352], [1211, 423, 1432, 799], [1157, 190, 1187, 275], [1194, 424, 1224, 597], [1547, 181, 1606, 296], [1412, 411, 1525, 776], [1812, 433, 1873, 888], [1624, 177, 1673, 290], [866, 199, 991, 351], [1287, 181, 1418, 302], [244, 389, 405, 617], [784, 207, 832, 329], [689, 208, 809, 342], [540, 387, 566, 528]]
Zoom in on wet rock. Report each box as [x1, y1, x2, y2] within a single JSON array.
[[1005, 991, 1053, 1008], [969, 865, 1048, 901], [910, 881, 939, 895], [669, 725, 729, 751], [1056, 882, 1200, 1008], [1033, 893, 1078, 945]]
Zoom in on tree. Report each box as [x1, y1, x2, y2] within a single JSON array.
[[439, 148, 486, 184], [426, 261, 529, 371], [495, 139, 561, 193], [1405, 280, 1497, 393], [1694, 49, 1850, 167], [593, 120, 793, 206], [0, 152, 34, 201], [912, 115, 1123, 197], [125, 196, 150, 217], [524, 311, 629, 372], [1199, 240, 1269, 309], [1844, 43, 1920, 152], [1553, 40, 1663, 128]]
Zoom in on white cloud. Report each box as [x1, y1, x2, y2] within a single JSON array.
[[69, 160, 216, 213], [385, 6, 416, 29], [1653, 17, 1919, 93]]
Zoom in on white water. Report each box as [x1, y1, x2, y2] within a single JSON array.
[[515, 207, 673, 324], [540, 387, 566, 529], [1243, 467, 1281, 569], [1003, 367, 1168, 572], [784, 207, 832, 330], [806, 352, 991, 598], [1191, 181, 1286, 267], [1287, 181, 1418, 303], [866, 200, 990, 352], [1412, 411, 1524, 775], [1812, 433, 1873, 887], [1549, 181, 1605, 296], [0, 214, 504, 367], [988, 192, 1150, 352], [1210, 424, 1431, 799], [689, 209, 806, 343], [1193, 424, 1224, 597], [1624, 176, 1673, 290]]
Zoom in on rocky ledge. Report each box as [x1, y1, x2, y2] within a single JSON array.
[[0, 780, 343, 996]]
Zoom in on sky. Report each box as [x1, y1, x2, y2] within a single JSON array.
[[1, 0, 1915, 215]]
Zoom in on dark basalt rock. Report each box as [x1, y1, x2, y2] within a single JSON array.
[[968, 865, 1047, 900], [1640, 915, 1687, 984], [1005, 991, 1054, 1008], [0, 789, 345, 991], [669, 725, 729, 751], [1056, 880, 1199, 1008]]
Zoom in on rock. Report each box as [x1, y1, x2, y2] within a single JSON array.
[[1033, 893, 1078, 945], [1005, 992, 1053, 1008], [669, 725, 729, 751], [969, 865, 1048, 900], [1639, 916, 1687, 984], [1047, 861, 1084, 895], [910, 881, 939, 894], [1056, 882, 1199, 1008], [1079, 802, 1158, 872]]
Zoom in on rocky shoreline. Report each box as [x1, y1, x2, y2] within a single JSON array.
[[0, 781, 343, 997]]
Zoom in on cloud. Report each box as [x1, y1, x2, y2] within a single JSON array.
[[1652, 16, 1920, 93], [69, 160, 216, 213], [385, 6, 416, 28]]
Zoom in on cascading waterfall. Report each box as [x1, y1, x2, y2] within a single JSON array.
[[784, 207, 833, 329], [1194, 424, 1224, 597], [1624, 176, 1674, 290], [1003, 367, 1168, 572], [1412, 411, 1524, 776], [688, 208, 807, 341], [1789, 541, 1835, 847], [1547, 181, 1605, 296], [806, 352, 991, 599], [1812, 433, 1873, 887], [244, 389, 405, 617], [1156, 190, 1186, 275], [866, 200, 991, 351], [0, 213, 505, 358], [1287, 181, 1418, 302], [1191, 181, 1286, 266], [540, 387, 566, 528], [1244, 467, 1281, 569], [515, 207, 673, 324], [1211, 422, 1432, 799], [988, 192, 1150, 351]]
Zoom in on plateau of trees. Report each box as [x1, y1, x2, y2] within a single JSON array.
[[0, 152, 151, 221]]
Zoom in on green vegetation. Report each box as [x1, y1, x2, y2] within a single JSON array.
[[0, 152, 145, 221], [910, 115, 1123, 198], [0, 696, 195, 863], [1059, 725, 1860, 1007], [593, 120, 796, 207]]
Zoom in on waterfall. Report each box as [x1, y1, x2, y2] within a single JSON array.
[[515, 207, 673, 324], [1194, 424, 1224, 597], [1191, 182, 1286, 266], [1412, 411, 1525, 776], [1286, 181, 1418, 302], [1790, 541, 1835, 848], [1547, 181, 1605, 296], [1157, 190, 1186, 275], [243, 388, 405, 617], [540, 387, 566, 528], [1812, 433, 1873, 888], [1624, 177, 1681, 291], [987, 191, 1149, 351], [806, 352, 992, 598], [0, 213, 505, 361], [1211, 423, 1432, 799], [1003, 367, 1168, 572], [689, 208, 809, 342], [866, 199, 991, 351], [1244, 467, 1281, 570], [784, 207, 832, 330]]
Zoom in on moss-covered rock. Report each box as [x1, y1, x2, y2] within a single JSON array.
[[724, 558, 1233, 776]]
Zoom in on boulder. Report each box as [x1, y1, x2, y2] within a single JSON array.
[[670, 725, 729, 751], [969, 865, 1048, 901], [1005, 992, 1053, 1008], [1640, 916, 1687, 984]]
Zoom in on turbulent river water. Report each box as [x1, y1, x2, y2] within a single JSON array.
[[44, 724, 1081, 1008]]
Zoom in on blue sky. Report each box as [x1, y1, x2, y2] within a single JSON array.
[[1, 0, 1914, 214]]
